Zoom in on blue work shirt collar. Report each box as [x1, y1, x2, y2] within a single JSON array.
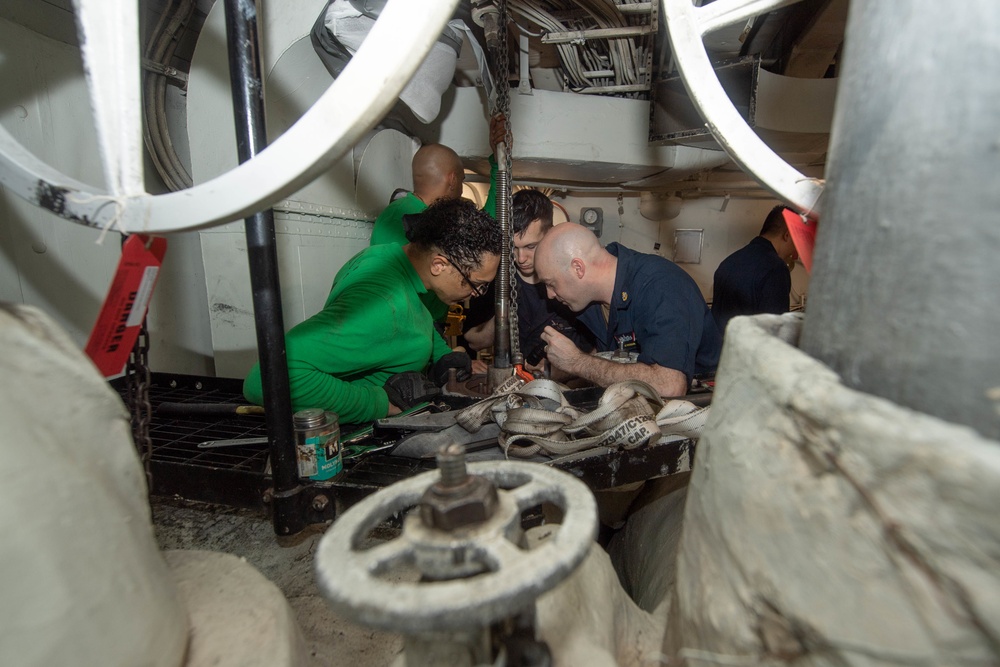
[[607, 242, 634, 314]]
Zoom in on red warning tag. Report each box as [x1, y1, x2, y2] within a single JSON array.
[[783, 208, 818, 273], [85, 234, 167, 377]]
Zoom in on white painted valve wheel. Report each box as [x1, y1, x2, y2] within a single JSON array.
[[315, 461, 597, 634], [661, 0, 825, 217], [0, 0, 459, 234]]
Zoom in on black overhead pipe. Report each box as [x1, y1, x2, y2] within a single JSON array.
[[223, 0, 305, 536]]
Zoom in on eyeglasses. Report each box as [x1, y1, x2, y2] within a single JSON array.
[[442, 255, 491, 297]]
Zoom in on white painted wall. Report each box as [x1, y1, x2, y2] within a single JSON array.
[[552, 193, 809, 308], [0, 16, 117, 336], [0, 1, 810, 381], [0, 15, 214, 376], [185, 0, 414, 377]]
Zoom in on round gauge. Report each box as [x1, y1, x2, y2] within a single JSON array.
[[582, 208, 600, 225]]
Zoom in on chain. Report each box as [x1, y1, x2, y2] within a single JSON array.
[[495, 0, 520, 364], [126, 319, 154, 489]]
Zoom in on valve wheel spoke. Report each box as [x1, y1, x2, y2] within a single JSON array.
[[480, 534, 530, 572], [357, 537, 416, 577], [506, 478, 559, 512], [696, 0, 800, 36], [315, 461, 597, 634], [662, 0, 824, 218]]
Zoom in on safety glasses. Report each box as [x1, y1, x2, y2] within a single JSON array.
[[442, 255, 491, 297]]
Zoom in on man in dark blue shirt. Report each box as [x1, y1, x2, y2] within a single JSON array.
[[711, 205, 799, 335], [534, 223, 721, 397]]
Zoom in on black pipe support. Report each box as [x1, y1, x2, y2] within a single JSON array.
[[223, 0, 306, 536]]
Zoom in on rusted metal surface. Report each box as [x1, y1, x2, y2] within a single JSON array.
[[547, 438, 695, 490], [443, 368, 492, 399]]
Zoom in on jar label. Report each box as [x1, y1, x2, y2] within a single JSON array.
[[304, 429, 342, 480], [296, 443, 318, 477]]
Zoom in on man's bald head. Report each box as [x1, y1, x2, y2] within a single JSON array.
[[535, 222, 603, 268], [412, 144, 465, 204], [534, 223, 615, 311]]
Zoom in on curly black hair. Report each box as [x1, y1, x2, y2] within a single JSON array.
[[404, 198, 502, 271], [512, 189, 554, 236]]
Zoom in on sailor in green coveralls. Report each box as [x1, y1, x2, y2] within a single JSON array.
[[369, 114, 505, 246], [368, 115, 504, 333], [243, 198, 501, 424]]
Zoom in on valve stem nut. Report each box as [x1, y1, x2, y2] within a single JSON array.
[[419, 443, 498, 531]]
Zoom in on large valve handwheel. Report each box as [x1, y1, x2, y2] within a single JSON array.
[[662, 0, 825, 218], [0, 0, 459, 234], [315, 461, 597, 635]]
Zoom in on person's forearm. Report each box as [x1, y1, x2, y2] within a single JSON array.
[[547, 363, 577, 384], [289, 371, 390, 423], [430, 327, 452, 362], [464, 318, 495, 352], [566, 355, 688, 397]]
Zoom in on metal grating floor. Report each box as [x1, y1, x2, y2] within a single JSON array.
[[117, 373, 270, 472], [113, 373, 705, 515], [112, 372, 438, 511]]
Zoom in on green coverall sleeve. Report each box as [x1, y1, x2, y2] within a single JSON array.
[[431, 324, 453, 363], [482, 154, 498, 218], [243, 348, 391, 426], [244, 285, 432, 424]]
